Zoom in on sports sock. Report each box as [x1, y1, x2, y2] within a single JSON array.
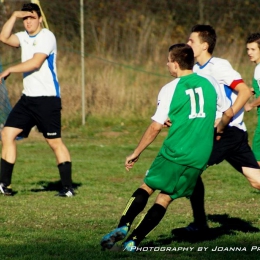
[[0, 158, 14, 186], [58, 161, 72, 188], [190, 176, 207, 225], [118, 188, 150, 229], [125, 203, 166, 246]]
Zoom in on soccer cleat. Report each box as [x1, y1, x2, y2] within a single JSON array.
[[100, 226, 128, 249], [55, 187, 75, 197], [171, 222, 209, 237], [123, 240, 136, 252], [0, 183, 13, 196]]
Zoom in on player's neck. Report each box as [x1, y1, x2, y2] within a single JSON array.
[[196, 53, 212, 66], [178, 70, 193, 77]]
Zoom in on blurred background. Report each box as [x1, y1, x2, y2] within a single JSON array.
[[0, 0, 259, 126]]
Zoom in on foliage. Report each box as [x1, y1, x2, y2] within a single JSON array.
[[0, 0, 259, 121]]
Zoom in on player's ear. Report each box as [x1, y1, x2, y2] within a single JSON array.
[[174, 61, 178, 70], [202, 42, 209, 51]]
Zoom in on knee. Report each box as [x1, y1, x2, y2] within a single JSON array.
[[1, 127, 18, 142], [251, 182, 260, 190], [46, 138, 63, 150], [155, 193, 172, 208]]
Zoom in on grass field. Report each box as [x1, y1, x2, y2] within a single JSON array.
[[1, 116, 260, 260]]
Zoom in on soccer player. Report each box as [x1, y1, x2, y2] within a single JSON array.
[[172, 25, 260, 237], [0, 3, 75, 197], [245, 33, 260, 166], [100, 43, 232, 251]]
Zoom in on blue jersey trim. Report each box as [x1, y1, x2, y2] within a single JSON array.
[[47, 53, 60, 97], [197, 57, 213, 69]]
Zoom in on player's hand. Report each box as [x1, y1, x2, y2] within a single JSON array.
[[13, 11, 37, 19], [125, 153, 139, 171], [215, 107, 234, 140], [244, 102, 253, 112], [250, 88, 255, 96], [163, 118, 172, 128], [0, 70, 10, 83]]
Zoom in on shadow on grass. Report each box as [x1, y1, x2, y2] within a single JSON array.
[[30, 180, 82, 192], [143, 213, 260, 246]]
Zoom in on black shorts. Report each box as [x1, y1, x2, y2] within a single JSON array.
[[5, 95, 62, 139], [208, 126, 259, 173]]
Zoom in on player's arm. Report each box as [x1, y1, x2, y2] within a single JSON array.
[[230, 82, 251, 115], [244, 96, 260, 111], [0, 53, 47, 82], [216, 107, 234, 139], [125, 121, 162, 171], [0, 11, 37, 47]]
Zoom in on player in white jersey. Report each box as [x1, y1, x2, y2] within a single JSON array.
[[172, 24, 260, 237], [0, 3, 74, 197]]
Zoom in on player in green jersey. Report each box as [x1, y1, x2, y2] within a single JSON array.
[[245, 33, 260, 165], [100, 43, 233, 252]]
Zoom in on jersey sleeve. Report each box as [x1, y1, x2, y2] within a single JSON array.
[[15, 31, 24, 46], [211, 59, 243, 89], [254, 65, 260, 90], [151, 80, 177, 124], [34, 30, 56, 56], [202, 74, 231, 119]]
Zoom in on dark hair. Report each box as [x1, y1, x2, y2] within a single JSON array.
[[168, 43, 194, 70], [21, 3, 41, 17], [246, 33, 260, 48], [191, 24, 216, 54]]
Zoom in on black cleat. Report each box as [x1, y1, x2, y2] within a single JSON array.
[[171, 222, 209, 238], [0, 183, 13, 196], [55, 187, 75, 197]]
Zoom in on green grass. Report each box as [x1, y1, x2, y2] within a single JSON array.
[[1, 116, 260, 260]]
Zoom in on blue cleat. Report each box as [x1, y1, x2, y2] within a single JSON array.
[[123, 240, 136, 252], [101, 226, 128, 249]]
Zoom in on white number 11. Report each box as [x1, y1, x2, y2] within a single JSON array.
[[185, 87, 205, 119]]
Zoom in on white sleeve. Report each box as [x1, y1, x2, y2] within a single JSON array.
[[35, 30, 56, 56], [254, 65, 260, 90], [203, 75, 231, 119], [211, 59, 242, 87], [151, 80, 178, 124]]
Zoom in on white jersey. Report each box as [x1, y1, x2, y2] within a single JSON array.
[[16, 28, 60, 97], [151, 74, 230, 124], [193, 57, 246, 131]]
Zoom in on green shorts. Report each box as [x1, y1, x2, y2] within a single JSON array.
[[144, 153, 202, 200]]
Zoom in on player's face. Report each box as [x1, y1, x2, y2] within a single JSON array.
[[247, 42, 260, 64], [23, 11, 42, 36], [167, 54, 177, 77], [187, 32, 205, 58]]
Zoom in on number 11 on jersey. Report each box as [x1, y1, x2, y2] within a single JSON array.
[[185, 87, 206, 119]]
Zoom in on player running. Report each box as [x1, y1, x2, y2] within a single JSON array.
[[100, 43, 232, 251], [172, 25, 260, 237]]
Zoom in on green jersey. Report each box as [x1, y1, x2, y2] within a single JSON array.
[[152, 73, 219, 170], [252, 63, 260, 115]]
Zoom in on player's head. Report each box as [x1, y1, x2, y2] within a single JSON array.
[[246, 33, 260, 64], [21, 3, 42, 18], [246, 33, 260, 48], [187, 24, 216, 56], [168, 43, 194, 71]]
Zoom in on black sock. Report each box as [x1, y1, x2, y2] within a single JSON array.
[[190, 176, 207, 225], [118, 188, 150, 229], [58, 161, 72, 188], [126, 203, 166, 246], [0, 158, 14, 186]]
